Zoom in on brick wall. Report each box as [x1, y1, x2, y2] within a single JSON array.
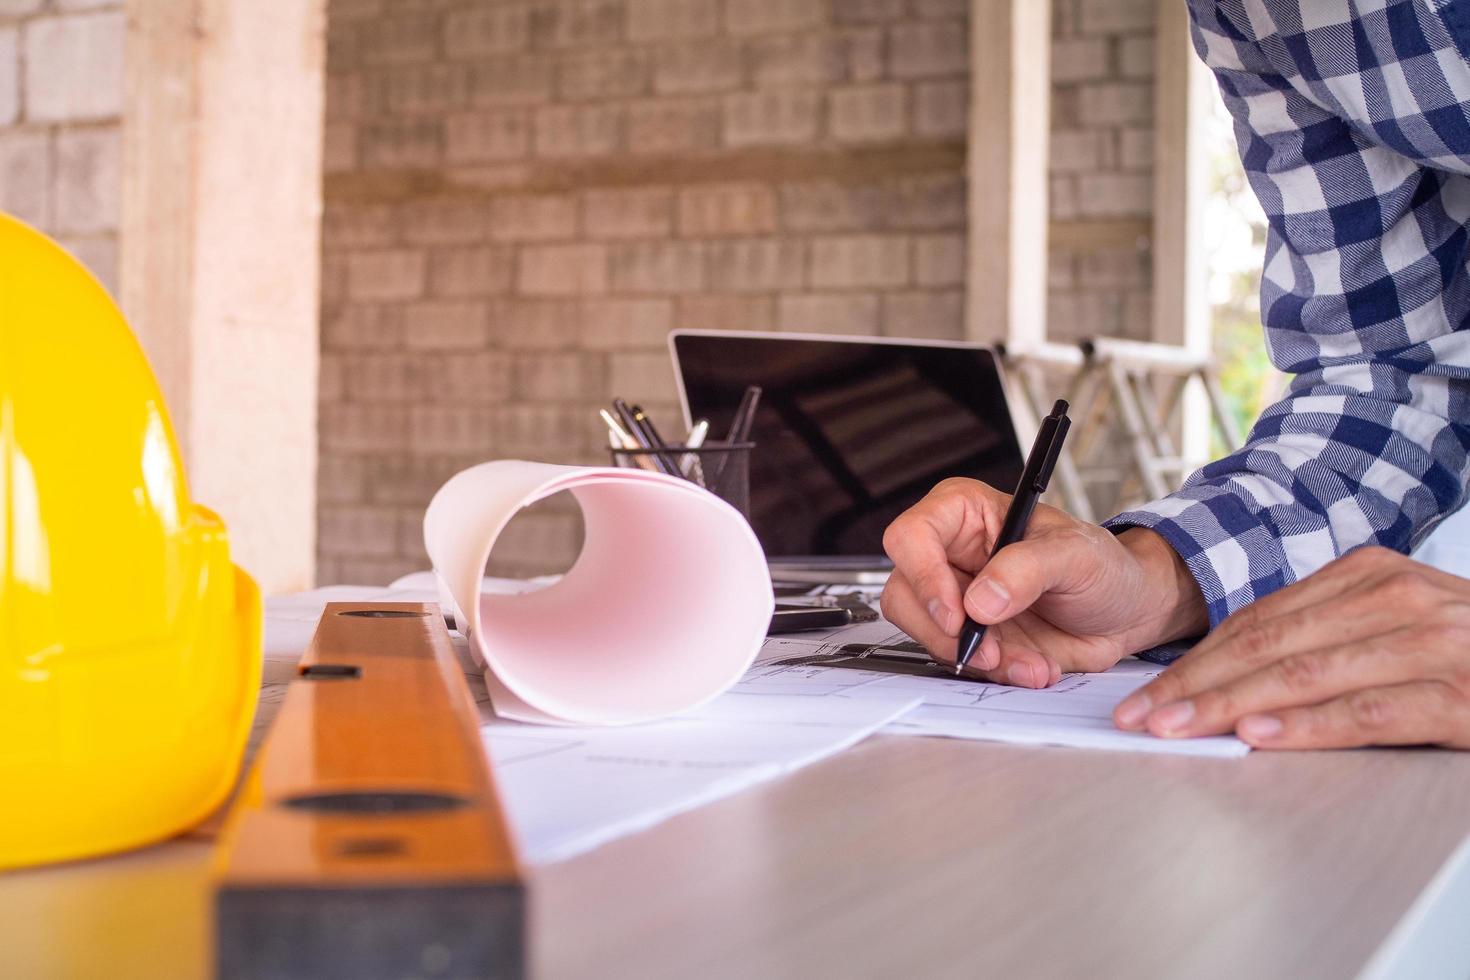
[[1048, 0, 1155, 344], [0, 0, 123, 295], [319, 0, 974, 583], [318, 0, 1159, 584]]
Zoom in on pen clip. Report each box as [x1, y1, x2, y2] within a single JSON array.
[[1032, 414, 1070, 493]]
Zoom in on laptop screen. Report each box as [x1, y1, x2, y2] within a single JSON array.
[[672, 332, 1025, 560]]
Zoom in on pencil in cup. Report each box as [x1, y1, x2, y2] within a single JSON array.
[[609, 442, 754, 518]]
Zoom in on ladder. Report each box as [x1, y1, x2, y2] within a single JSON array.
[[999, 337, 1244, 521]]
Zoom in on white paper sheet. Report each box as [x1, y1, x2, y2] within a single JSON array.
[[750, 641, 1249, 757], [478, 690, 920, 865], [423, 461, 774, 726]]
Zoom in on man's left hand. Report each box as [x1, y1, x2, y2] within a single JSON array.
[[1112, 547, 1470, 749]]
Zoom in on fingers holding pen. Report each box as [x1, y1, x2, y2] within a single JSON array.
[[881, 570, 1059, 688]]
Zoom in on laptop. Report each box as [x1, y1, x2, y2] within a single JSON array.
[[670, 330, 1025, 583]]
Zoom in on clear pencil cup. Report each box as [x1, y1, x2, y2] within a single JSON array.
[[610, 442, 754, 519]]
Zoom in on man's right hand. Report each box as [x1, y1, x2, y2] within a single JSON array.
[[879, 478, 1210, 687]]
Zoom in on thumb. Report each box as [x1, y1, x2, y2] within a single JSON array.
[[963, 535, 1076, 625]]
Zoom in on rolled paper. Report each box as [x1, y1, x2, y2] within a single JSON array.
[[424, 461, 774, 726]]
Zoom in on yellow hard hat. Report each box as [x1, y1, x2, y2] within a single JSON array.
[[0, 215, 261, 869]]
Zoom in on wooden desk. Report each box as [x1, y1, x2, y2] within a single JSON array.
[[4, 612, 1470, 979]]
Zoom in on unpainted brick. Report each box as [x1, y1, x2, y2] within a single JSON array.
[[778, 179, 888, 232], [319, 505, 400, 557], [360, 117, 442, 169], [914, 233, 964, 286], [829, 83, 908, 142], [1050, 174, 1079, 220], [652, 37, 744, 95], [409, 405, 496, 455], [627, 97, 721, 153], [493, 403, 595, 459], [341, 351, 441, 403], [377, 64, 471, 115], [1075, 172, 1151, 217], [834, 0, 905, 23], [444, 6, 530, 59], [534, 103, 623, 157], [322, 122, 357, 174], [1079, 0, 1154, 35], [748, 34, 844, 88], [428, 244, 516, 297], [512, 350, 608, 400], [398, 197, 495, 244], [627, 0, 719, 41], [1078, 81, 1152, 126], [485, 510, 585, 571], [1078, 247, 1150, 288], [0, 130, 50, 227], [490, 193, 579, 241], [519, 242, 610, 295], [913, 0, 967, 17], [488, 297, 584, 348], [675, 294, 776, 332], [1118, 126, 1153, 171], [777, 292, 881, 334], [558, 48, 651, 101], [24, 12, 123, 122], [809, 234, 910, 289], [581, 297, 675, 349], [724, 88, 820, 146], [322, 202, 395, 249], [915, 80, 967, 138], [322, 303, 402, 351], [445, 108, 532, 162], [357, 13, 439, 66], [530, 0, 623, 49], [705, 237, 805, 292], [469, 57, 556, 106], [1048, 248, 1077, 290], [1049, 129, 1110, 174], [1051, 37, 1110, 83], [362, 455, 465, 506], [0, 28, 16, 126], [347, 249, 427, 301], [890, 174, 965, 229], [678, 182, 778, 237], [725, 0, 824, 36], [320, 403, 411, 453], [434, 350, 516, 403], [888, 20, 968, 79], [583, 186, 673, 239], [317, 454, 369, 506], [608, 240, 705, 293], [608, 350, 680, 403], [842, 27, 886, 82], [881, 289, 963, 339], [401, 299, 492, 349]]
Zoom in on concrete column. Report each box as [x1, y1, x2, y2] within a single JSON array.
[[1151, 0, 1213, 461], [966, 0, 1051, 346], [120, 0, 326, 594]]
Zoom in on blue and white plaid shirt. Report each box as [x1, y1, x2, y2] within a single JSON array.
[[1108, 0, 1470, 628]]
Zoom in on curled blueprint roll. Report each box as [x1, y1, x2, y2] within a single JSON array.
[[424, 461, 774, 726]]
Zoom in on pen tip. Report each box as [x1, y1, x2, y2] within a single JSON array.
[[953, 664, 963, 676], [1051, 399, 1069, 416]]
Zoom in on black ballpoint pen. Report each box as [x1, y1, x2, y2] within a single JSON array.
[[954, 399, 1072, 676]]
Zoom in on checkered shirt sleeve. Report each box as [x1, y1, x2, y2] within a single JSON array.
[[1105, 0, 1470, 630]]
